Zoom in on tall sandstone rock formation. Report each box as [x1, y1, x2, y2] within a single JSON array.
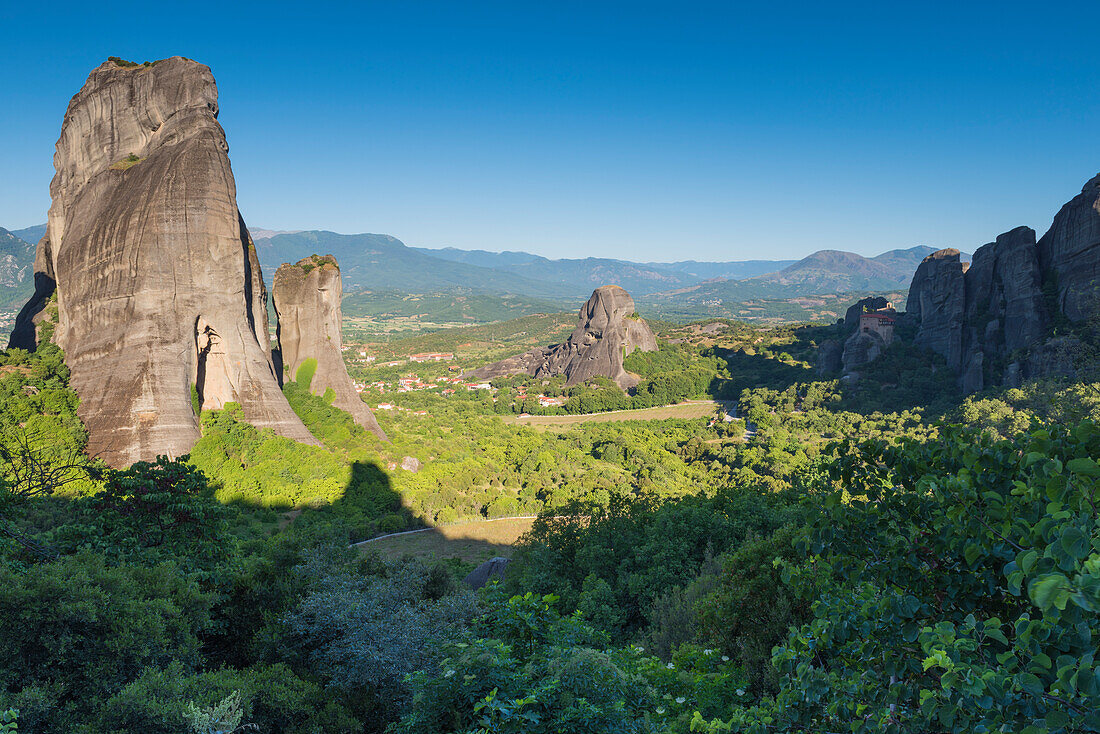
[[273, 255, 387, 440], [907, 248, 968, 369], [10, 57, 318, 466], [905, 174, 1100, 392], [1037, 174, 1100, 322], [466, 285, 658, 389]]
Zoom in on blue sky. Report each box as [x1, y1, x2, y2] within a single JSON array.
[[1, 1, 1097, 261]]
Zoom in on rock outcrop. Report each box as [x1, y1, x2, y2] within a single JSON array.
[[816, 339, 843, 376], [1037, 174, 1100, 322], [844, 296, 891, 330], [902, 173, 1100, 392], [9, 57, 318, 466], [273, 255, 387, 440], [842, 329, 886, 375], [907, 248, 967, 368], [465, 285, 658, 389], [464, 557, 510, 589]]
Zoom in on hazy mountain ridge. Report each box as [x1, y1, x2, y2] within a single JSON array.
[[647, 259, 798, 280], [415, 247, 704, 295], [640, 245, 957, 309], [254, 231, 576, 301], [10, 224, 46, 244], [9, 221, 959, 321]]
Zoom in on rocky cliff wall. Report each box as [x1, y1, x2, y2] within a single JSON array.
[[10, 57, 318, 466], [273, 255, 387, 440], [904, 174, 1099, 392], [1037, 174, 1100, 322]]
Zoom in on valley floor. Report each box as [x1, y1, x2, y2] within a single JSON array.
[[502, 399, 729, 430]]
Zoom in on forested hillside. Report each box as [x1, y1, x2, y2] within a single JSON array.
[[3, 305, 1099, 732]]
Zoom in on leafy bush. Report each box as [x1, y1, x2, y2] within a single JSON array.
[[394, 591, 748, 734], [281, 548, 478, 698], [0, 553, 212, 730], [706, 422, 1100, 733], [96, 663, 357, 734], [295, 357, 319, 391], [506, 488, 799, 641]]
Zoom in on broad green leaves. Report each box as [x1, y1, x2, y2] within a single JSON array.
[[713, 421, 1100, 733]]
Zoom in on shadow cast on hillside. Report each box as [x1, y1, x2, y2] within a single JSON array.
[[711, 322, 961, 415], [282, 461, 530, 575], [6, 455, 528, 586]]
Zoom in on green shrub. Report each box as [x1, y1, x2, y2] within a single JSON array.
[[295, 358, 318, 391]]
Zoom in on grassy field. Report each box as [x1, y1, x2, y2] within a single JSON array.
[[358, 516, 537, 564], [503, 400, 723, 430]]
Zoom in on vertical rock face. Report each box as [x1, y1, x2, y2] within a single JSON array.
[[899, 173, 1099, 392], [273, 255, 387, 440], [465, 285, 658, 389], [1037, 174, 1100, 322], [963, 226, 1047, 358], [11, 57, 318, 466], [908, 248, 967, 369]]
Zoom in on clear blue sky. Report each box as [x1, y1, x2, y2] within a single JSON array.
[[1, 1, 1098, 261]]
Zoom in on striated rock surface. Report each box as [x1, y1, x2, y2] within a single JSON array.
[[1037, 174, 1100, 322], [466, 285, 658, 389], [816, 339, 843, 376], [273, 255, 387, 440], [964, 227, 1047, 355], [10, 57, 318, 466], [900, 173, 1100, 391], [908, 248, 968, 368]]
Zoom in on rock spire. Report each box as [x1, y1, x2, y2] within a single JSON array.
[[465, 285, 658, 389], [9, 57, 318, 466], [273, 255, 387, 440]]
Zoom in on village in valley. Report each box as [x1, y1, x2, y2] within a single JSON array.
[[341, 344, 569, 416]]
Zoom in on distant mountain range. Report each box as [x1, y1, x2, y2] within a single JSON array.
[[2, 222, 964, 323], [10, 224, 46, 245], [637, 246, 972, 314], [255, 231, 575, 300], [255, 231, 948, 302]]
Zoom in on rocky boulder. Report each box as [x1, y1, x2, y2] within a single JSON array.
[[816, 339, 843, 375], [466, 285, 658, 389], [9, 57, 318, 466], [273, 255, 387, 440], [463, 557, 510, 589], [964, 226, 1047, 355], [900, 173, 1100, 392], [842, 329, 886, 374]]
